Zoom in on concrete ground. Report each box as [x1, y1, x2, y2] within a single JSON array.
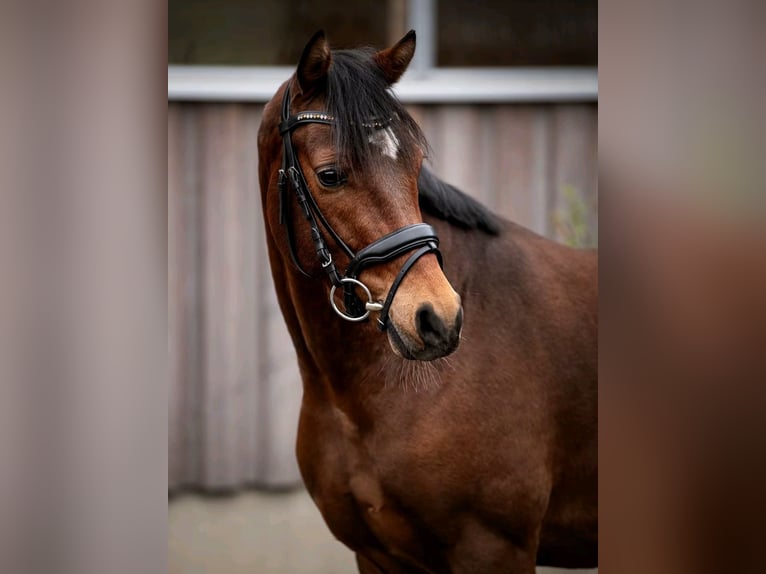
[[169, 489, 596, 574]]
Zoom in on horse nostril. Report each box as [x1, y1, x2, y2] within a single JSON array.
[[416, 303, 454, 348], [454, 306, 464, 335]]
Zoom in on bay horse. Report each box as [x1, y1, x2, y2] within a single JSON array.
[[257, 30, 597, 573]]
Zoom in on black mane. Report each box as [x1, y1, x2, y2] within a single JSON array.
[[324, 48, 500, 236], [418, 167, 501, 235]]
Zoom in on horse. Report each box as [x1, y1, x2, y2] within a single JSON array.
[[257, 30, 597, 573]]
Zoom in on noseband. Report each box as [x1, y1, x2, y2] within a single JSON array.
[[277, 84, 442, 330]]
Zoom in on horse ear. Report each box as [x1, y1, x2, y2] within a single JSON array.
[[297, 30, 331, 95], [374, 30, 416, 85]]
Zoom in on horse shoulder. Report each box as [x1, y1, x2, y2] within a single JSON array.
[[295, 398, 373, 548]]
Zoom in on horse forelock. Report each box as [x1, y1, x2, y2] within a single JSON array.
[[322, 49, 428, 173]]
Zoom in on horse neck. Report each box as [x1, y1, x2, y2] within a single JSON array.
[[268, 243, 391, 401]]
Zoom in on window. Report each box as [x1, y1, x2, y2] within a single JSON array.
[[437, 0, 597, 67], [169, 0, 392, 66], [169, 0, 596, 68]]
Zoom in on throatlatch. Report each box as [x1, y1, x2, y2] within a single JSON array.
[[277, 84, 442, 330]]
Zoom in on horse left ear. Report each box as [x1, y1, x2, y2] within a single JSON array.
[[297, 30, 331, 95], [374, 30, 416, 85]]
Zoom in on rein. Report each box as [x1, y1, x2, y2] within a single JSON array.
[[277, 84, 442, 330]]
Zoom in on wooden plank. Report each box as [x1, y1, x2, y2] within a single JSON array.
[[490, 105, 552, 235], [430, 106, 483, 198], [258, 273, 302, 486], [199, 104, 254, 488], [173, 104, 205, 489], [241, 104, 265, 485], [181, 105, 204, 488], [474, 105, 497, 210]]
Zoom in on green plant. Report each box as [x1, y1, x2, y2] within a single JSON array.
[[552, 184, 597, 248]]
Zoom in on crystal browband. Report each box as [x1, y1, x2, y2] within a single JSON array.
[[294, 112, 335, 122], [292, 112, 394, 130]]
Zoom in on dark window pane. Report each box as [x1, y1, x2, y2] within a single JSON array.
[[169, 0, 390, 65], [437, 0, 597, 67]]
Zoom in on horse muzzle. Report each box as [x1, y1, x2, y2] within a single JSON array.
[[387, 300, 463, 361]]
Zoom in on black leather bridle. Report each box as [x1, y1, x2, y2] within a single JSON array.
[[277, 84, 442, 330]]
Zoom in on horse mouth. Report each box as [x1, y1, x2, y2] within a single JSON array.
[[387, 320, 418, 360], [386, 316, 461, 362]]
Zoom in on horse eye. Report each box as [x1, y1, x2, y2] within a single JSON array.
[[316, 168, 346, 188]]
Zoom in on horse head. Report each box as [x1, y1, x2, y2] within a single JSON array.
[[258, 30, 463, 361]]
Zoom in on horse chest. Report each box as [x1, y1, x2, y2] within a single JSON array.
[[316, 460, 433, 568], [301, 410, 434, 564]]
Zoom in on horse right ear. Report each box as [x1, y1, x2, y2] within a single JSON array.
[[374, 30, 416, 85], [297, 30, 331, 96]]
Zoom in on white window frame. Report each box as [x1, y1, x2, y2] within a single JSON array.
[[167, 0, 598, 104]]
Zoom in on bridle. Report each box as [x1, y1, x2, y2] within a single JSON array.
[[277, 84, 442, 330]]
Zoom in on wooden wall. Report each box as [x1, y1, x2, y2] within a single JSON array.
[[168, 101, 597, 491]]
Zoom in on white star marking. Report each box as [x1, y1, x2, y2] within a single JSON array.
[[368, 127, 399, 160]]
